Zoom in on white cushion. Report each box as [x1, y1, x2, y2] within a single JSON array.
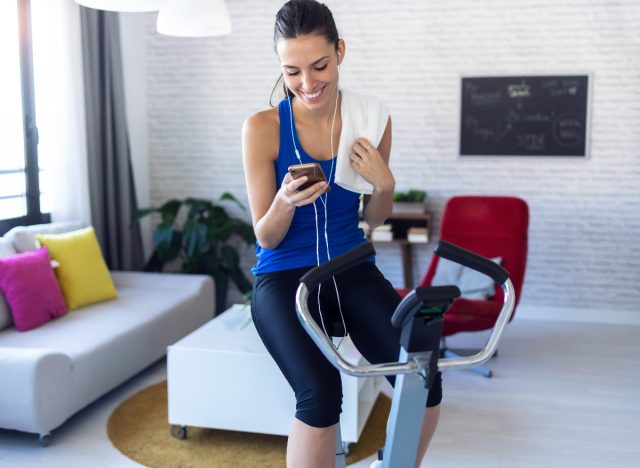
[[4, 220, 86, 253], [432, 256, 502, 300], [0, 238, 17, 330]]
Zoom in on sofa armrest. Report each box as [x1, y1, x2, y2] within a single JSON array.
[[0, 348, 73, 434]]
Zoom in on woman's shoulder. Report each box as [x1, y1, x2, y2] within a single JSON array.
[[243, 106, 280, 139], [242, 106, 280, 161]]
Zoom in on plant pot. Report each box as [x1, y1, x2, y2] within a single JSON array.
[[392, 202, 426, 215]]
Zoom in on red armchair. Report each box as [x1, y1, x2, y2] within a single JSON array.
[[398, 195, 529, 377]]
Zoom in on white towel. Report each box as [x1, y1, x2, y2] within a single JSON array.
[[334, 88, 390, 195]]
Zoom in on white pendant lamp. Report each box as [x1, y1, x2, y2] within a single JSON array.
[[157, 0, 231, 37], [74, 0, 166, 12]]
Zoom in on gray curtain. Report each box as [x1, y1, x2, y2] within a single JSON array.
[[80, 8, 144, 272]]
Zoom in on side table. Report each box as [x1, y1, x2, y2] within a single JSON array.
[[167, 304, 382, 444]]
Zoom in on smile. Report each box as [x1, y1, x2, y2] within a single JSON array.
[[301, 85, 326, 102]]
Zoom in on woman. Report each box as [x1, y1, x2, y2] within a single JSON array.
[[241, 1, 442, 466]]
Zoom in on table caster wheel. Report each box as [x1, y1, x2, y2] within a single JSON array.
[[171, 425, 187, 440], [342, 442, 351, 457], [39, 433, 51, 447]]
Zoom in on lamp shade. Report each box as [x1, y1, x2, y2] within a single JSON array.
[[157, 0, 231, 37], [74, 0, 166, 12]]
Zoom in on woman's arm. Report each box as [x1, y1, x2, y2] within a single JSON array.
[[351, 117, 395, 230], [242, 111, 328, 250]]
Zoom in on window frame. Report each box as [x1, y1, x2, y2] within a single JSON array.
[[0, 0, 50, 237]]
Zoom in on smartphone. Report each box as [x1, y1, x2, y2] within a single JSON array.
[[288, 163, 330, 192]]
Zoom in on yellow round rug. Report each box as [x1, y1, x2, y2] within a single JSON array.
[[107, 380, 390, 467]]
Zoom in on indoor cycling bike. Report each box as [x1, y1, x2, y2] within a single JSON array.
[[295, 240, 516, 468]]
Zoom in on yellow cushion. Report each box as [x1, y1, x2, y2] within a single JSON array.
[[35, 226, 117, 310]]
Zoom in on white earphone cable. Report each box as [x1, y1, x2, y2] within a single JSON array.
[[286, 74, 348, 345]]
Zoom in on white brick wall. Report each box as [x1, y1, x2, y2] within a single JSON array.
[[133, 0, 640, 317]]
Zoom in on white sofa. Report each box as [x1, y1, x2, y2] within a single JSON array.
[[0, 221, 215, 445]]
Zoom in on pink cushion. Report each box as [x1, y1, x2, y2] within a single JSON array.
[[0, 247, 68, 332]]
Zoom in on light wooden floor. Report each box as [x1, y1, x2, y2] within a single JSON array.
[[1, 318, 639, 467], [408, 319, 640, 468]]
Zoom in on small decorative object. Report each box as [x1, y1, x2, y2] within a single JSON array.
[[132, 194, 255, 314], [407, 227, 429, 243], [392, 189, 427, 214], [371, 224, 393, 242]]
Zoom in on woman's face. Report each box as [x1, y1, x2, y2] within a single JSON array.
[[277, 34, 344, 111]]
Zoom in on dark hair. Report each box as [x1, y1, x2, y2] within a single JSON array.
[[270, 0, 340, 105]]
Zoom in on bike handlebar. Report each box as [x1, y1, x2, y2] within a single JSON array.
[[299, 242, 375, 293], [295, 241, 516, 378], [435, 240, 509, 285]]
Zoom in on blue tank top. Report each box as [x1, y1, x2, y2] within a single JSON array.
[[251, 98, 371, 276]]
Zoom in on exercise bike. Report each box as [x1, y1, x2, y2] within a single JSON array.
[[295, 240, 516, 468]]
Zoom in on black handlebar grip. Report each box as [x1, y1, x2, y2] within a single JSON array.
[[435, 240, 509, 285], [300, 242, 376, 292]]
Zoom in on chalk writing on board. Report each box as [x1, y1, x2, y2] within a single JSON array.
[[460, 75, 589, 157]]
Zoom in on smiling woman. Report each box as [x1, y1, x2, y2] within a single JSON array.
[[240, 1, 441, 467]]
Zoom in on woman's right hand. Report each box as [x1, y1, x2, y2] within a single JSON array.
[[278, 172, 328, 208]]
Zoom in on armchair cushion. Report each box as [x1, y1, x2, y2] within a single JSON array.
[[432, 256, 502, 300]]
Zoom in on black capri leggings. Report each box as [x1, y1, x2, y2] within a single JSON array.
[[251, 261, 443, 428]]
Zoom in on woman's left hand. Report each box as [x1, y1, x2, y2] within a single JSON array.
[[350, 138, 395, 192]]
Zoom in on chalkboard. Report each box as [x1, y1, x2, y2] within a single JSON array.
[[460, 75, 590, 157]]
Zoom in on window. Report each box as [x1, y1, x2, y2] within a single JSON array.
[[0, 0, 50, 236]]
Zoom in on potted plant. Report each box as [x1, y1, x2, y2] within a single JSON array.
[[392, 189, 427, 214], [131, 193, 256, 315]]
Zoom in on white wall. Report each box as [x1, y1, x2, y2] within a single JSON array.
[[121, 0, 640, 322], [119, 12, 153, 260]]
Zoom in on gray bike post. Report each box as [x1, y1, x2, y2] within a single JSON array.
[[382, 347, 432, 468]]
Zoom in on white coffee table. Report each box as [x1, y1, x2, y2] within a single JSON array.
[[167, 304, 382, 444]]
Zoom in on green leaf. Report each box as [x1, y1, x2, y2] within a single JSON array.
[[231, 220, 256, 245], [153, 223, 174, 250], [183, 218, 208, 258], [154, 227, 182, 263], [130, 207, 158, 228], [408, 190, 426, 202], [220, 245, 252, 294], [207, 205, 230, 226], [185, 198, 213, 219], [212, 223, 234, 242], [220, 192, 246, 211], [159, 199, 182, 225], [143, 194, 253, 298]]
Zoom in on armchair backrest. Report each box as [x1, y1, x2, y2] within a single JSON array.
[[420, 196, 529, 307]]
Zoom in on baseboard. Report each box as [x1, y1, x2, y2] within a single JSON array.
[[516, 303, 640, 326]]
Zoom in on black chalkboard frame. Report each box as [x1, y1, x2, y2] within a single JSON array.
[[458, 74, 593, 158]]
